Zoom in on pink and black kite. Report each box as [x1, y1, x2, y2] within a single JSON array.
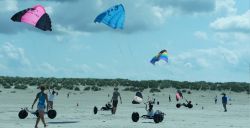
[[11, 5, 52, 31]]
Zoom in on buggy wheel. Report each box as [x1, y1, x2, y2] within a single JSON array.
[[131, 112, 139, 122], [93, 106, 98, 114], [18, 110, 28, 119], [153, 114, 162, 123], [187, 104, 193, 108], [47, 109, 57, 119], [176, 103, 181, 108]]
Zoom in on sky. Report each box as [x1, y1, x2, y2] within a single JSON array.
[[0, 0, 250, 82]]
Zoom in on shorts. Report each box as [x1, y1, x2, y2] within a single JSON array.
[[112, 100, 118, 107], [37, 105, 46, 112], [48, 101, 53, 107]]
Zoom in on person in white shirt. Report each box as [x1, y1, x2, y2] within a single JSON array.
[[48, 87, 57, 110], [145, 101, 154, 118]]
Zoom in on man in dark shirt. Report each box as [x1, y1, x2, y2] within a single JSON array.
[[222, 93, 227, 112], [111, 87, 122, 114]]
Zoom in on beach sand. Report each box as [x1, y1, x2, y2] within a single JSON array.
[[0, 87, 249, 128]]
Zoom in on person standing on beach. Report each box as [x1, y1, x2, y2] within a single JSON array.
[[145, 101, 154, 118], [215, 95, 218, 104], [67, 92, 70, 98], [222, 93, 227, 112], [48, 87, 57, 110], [31, 85, 48, 128], [111, 87, 122, 114], [169, 94, 171, 102]]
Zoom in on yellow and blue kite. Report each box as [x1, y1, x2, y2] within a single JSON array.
[[150, 50, 168, 65]]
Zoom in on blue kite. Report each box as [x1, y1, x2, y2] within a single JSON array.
[[94, 4, 125, 29]]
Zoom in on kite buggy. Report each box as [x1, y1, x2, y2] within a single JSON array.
[[131, 101, 165, 123], [93, 102, 113, 114], [176, 100, 193, 109], [18, 107, 57, 119]]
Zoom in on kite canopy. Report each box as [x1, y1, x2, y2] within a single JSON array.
[[94, 4, 125, 29], [150, 49, 168, 65], [11, 5, 52, 31], [136, 92, 143, 99], [132, 92, 143, 104]]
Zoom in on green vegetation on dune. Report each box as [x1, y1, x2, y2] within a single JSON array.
[[74, 87, 80, 91], [14, 85, 28, 89], [91, 86, 101, 91], [149, 88, 161, 93], [0, 76, 249, 93], [84, 86, 91, 91]]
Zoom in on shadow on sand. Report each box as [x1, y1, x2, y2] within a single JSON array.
[[141, 121, 154, 124], [48, 121, 79, 124]]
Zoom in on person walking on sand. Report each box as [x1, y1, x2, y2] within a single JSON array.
[[169, 94, 171, 102], [111, 87, 122, 114], [222, 93, 227, 112], [32, 85, 48, 128]]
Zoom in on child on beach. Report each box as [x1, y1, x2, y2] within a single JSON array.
[[31, 85, 48, 128], [48, 87, 57, 110]]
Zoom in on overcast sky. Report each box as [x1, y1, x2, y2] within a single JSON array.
[[0, 0, 250, 82]]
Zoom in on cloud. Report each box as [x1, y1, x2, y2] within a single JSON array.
[[0, 64, 8, 70], [44, 6, 54, 15], [215, 0, 237, 16], [54, 24, 91, 36], [214, 32, 250, 44], [184, 62, 193, 68], [39, 62, 57, 72], [194, 31, 208, 40], [174, 47, 239, 69], [210, 10, 250, 33], [96, 63, 107, 70], [44, 0, 79, 2], [77, 64, 93, 73], [153, 0, 215, 14], [0, 0, 18, 12], [0, 42, 31, 68], [196, 58, 210, 68]]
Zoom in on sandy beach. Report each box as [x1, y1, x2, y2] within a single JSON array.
[[0, 87, 249, 128]]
